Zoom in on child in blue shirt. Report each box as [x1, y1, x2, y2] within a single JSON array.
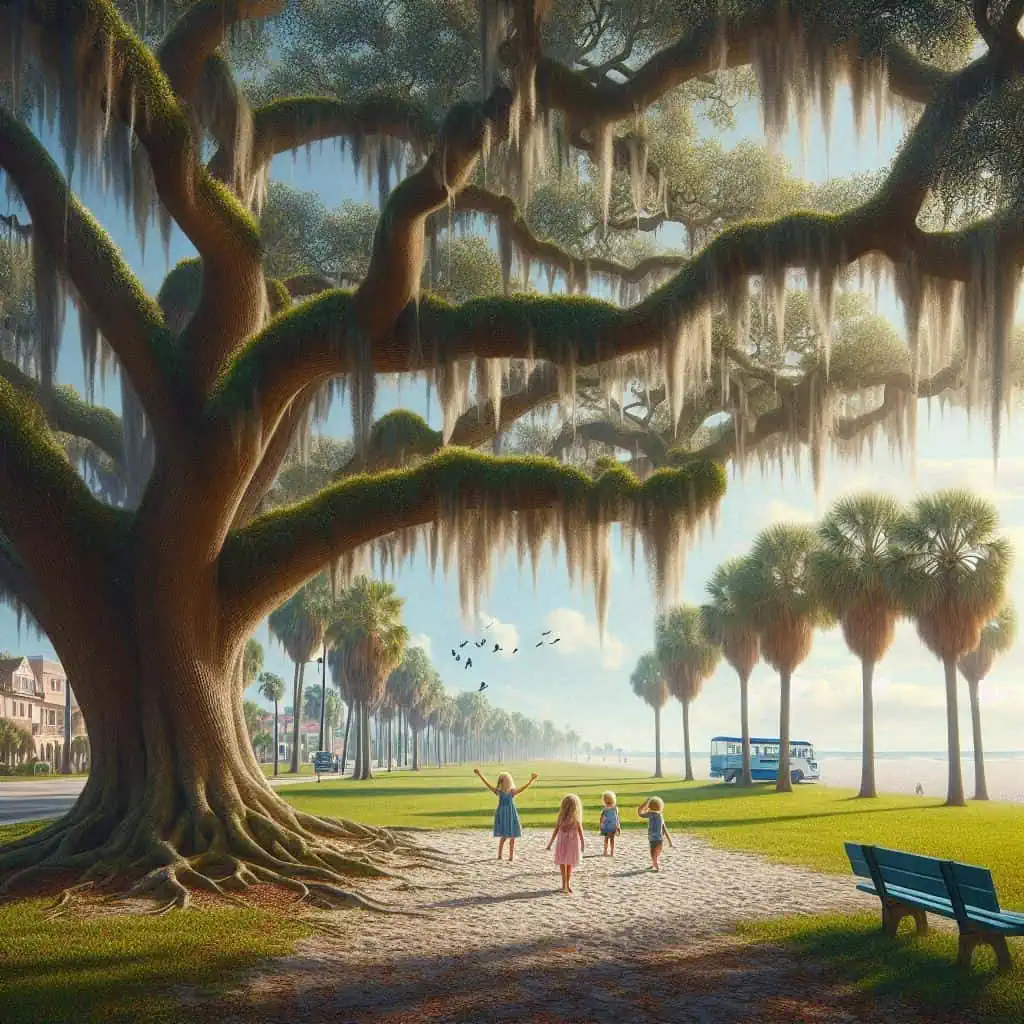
[[599, 790, 621, 856], [637, 796, 672, 871]]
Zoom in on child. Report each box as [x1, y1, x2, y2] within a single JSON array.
[[474, 768, 538, 861], [547, 794, 585, 892], [637, 796, 672, 871], [599, 790, 621, 856]]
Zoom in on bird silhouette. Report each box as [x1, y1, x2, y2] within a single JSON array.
[[478, 682, 488, 692], [484, 619, 494, 629], [549, 638, 561, 645], [541, 630, 552, 636], [476, 639, 486, 647], [511, 648, 518, 654], [451, 649, 457, 658], [455, 653, 461, 662], [459, 640, 469, 648], [465, 658, 473, 670], [535, 641, 543, 647], [493, 643, 502, 653]]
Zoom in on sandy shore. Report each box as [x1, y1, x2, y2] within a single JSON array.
[[621, 753, 1024, 803], [193, 829, 928, 1024]]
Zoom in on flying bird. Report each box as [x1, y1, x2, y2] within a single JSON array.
[[451, 649, 457, 658], [478, 682, 488, 692], [484, 619, 494, 629], [549, 638, 561, 645], [465, 658, 473, 670], [455, 653, 461, 662], [511, 648, 518, 654], [541, 630, 552, 636], [459, 640, 469, 648], [476, 639, 486, 647], [493, 643, 502, 653], [535, 641, 544, 648]]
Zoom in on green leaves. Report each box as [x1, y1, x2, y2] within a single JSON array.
[[655, 605, 721, 703]]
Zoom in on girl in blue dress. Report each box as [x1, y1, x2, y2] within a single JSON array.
[[474, 768, 538, 861]]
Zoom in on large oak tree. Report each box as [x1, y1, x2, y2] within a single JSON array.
[[0, 0, 1020, 910]]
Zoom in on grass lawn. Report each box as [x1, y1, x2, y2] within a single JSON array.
[[4, 762, 1024, 1022], [259, 762, 314, 777], [0, 824, 311, 1024], [0, 772, 89, 782]]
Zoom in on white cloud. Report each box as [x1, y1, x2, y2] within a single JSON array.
[[408, 633, 432, 659], [544, 607, 626, 670], [764, 499, 815, 525], [477, 611, 519, 657]]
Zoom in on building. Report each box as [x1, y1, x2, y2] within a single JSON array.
[[0, 654, 88, 768]]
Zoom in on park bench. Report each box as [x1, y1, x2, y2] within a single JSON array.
[[844, 842, 1024, 971]]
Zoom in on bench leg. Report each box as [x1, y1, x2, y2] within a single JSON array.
[[882, 900, 929, 937], [957, 930, 1014, 972]]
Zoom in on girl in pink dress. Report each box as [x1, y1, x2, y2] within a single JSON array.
[[546, 794, 584, 893]]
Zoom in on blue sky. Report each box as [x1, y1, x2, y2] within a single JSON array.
[[3, 73, 1023, 755]]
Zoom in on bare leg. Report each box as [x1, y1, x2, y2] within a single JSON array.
[[566, 865, 574, 892], [610, 834, 616, 856], [651, 843, 662, 871], [508, 838, 516, 861], [603, 835, 609, 856], [497, 838, 506, 860], [559, 865, 568, 891]]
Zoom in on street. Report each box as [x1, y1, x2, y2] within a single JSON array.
[[0, 772, 341, 825]]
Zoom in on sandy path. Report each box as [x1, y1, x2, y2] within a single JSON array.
[[193, 829, 933, 1024]]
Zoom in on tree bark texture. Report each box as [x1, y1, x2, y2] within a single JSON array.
[[682, 700, 694, 782], [944, 657, 966, 806], [776, 668, 793, 793], [858, 659, 877, 799], [738, 672, 753, 787], [967, 676, 989, 801]]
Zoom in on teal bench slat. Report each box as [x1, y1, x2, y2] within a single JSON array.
[[845, 842, 1020, 972]]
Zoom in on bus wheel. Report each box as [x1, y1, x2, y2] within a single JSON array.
[[724, 770, 736, 783], [791, 770, 804, 785]]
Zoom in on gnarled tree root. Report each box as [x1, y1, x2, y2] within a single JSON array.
[[0, 803, 438, 917]]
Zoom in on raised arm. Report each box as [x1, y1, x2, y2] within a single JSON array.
[[637, 800, 650, 818], [473, 768, 498, 795], [512, 772, 539, 796]]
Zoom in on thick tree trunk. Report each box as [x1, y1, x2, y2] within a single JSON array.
[[738, 671, 753, 786], [653, 706, 663, 778], [967, 676, 988, 801], [858, 658, 877, 799], [412, 728, 420, 771], [682, 700, 694, 782], [944, 657, 966, 807], [776, 668, 793, 793], [353, 703, 374, 780], [387, 717, 393, 772]]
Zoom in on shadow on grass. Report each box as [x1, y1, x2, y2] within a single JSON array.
[[740, 912, 1021, 1023], [680, 803, 936, 831]]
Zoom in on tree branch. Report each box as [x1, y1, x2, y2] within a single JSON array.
[[219, 449, 725, 634], [0, 106, 178, 436], [158, 0, 284, 105], [209, 95, 438, 185], [0, 357, 124, 465], [454, 185, 686, 285]]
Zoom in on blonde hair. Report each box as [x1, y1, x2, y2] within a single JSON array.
[[647, 796, 664, 811], [556, 793, 583, 828], [602, 790, 616, 807], [496, 772, 515, 793]]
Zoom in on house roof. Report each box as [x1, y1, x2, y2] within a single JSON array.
[[0, 656, 29, 675]]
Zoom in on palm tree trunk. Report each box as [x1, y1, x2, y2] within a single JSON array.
[[357, 701, 374, 780], [387, 716, 393, 771], [412, 728, 420, 771], [967, 676, 988, 801], [340, 699, 353, 776], [272, 700, 279, 777], [776, 668, 792, 793], [858, 658, 877, 798], [943, 657, 966, 806], [738, 671, 753, 786], [682, 699, 694, 781], [654, 706, 663, 778], [289, 661, 305, 774]]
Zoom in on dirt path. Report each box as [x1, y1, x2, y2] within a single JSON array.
[[197, 829, 931, 1023]]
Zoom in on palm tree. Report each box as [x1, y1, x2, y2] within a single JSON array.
[[258, 671, 286, 777], [630, 651, 669, 778], [737, 524, 831, 793], [656, 606, 721, 781], [389, 647, 437, 770], [958, 603, 1017, 801], [812, 494, 903, 799], [329, 576, 408, 780], [242, 638, 264, 689], [702, 557, 760, 785], [268, 577, 330, 772], [890, 490, 1012, 807]]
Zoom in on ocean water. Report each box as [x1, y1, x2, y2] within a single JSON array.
[[581, 751, 1024, 804]]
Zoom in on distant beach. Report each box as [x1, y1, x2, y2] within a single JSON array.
[[587, 751, 1024, 804]]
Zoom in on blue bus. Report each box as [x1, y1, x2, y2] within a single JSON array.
[[710, 736, 820, 784]]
